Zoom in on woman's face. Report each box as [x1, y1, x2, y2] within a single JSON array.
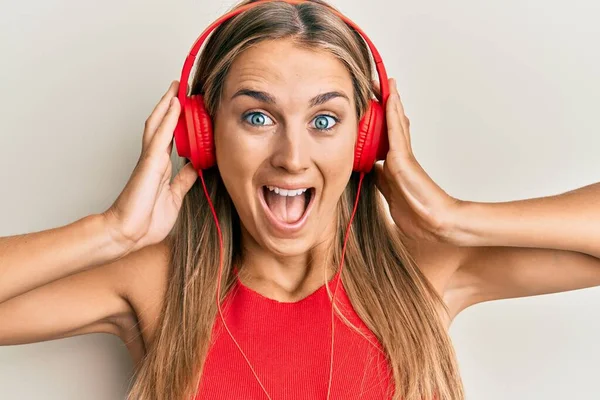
[[214, 38, 358, 257]]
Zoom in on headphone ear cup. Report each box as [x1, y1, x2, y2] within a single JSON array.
[[187, 94, 216, 170], [354, 99, 386, 173]]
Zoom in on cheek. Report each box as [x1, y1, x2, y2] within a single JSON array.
[[318, 132, 355, 198], [318, 128, 357, 169], [214, 119, 258, 173], [214, 128, 255, 205]]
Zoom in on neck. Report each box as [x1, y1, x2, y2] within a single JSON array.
[[237, 219, 338, 302]]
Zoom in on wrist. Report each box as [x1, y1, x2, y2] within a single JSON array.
[[98, 211, 137, 257], [440, 200, 486, 247]]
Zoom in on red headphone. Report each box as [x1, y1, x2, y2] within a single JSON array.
[[173, 0, 391, 174]]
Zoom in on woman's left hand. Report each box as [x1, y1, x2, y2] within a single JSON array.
[[373, 78, 462, 244]]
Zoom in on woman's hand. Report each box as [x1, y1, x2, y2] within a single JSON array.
[[102, 80, 198, 253], [373, 78, 462, 244]]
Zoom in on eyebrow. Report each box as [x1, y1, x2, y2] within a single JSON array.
[[231, 88, 350, 107]]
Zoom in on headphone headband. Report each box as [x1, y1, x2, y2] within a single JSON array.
[[177, 0, 390, 112]]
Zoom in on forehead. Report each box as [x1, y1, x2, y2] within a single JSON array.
[[223, 38, 353, 99]]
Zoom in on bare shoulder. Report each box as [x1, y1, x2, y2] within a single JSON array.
[[115, 239, 171, 365]]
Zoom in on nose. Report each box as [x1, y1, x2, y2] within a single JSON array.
[[269, 124, 310, 173]]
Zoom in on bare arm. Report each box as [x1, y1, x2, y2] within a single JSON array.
[[0, 238, 171, 369], [443, 182, 600, 319], [0, 243, 136, 346], [449, 182, 600, 259], [0, 213, 130, 305], [0, 79, 195, 307], [371, 77, 600, 323], [448, 245, 600, 316], [0, 212, 143, 353], [0, 80, 196, 354]]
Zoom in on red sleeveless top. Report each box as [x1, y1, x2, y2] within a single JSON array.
[[194, 268, 394, 399]]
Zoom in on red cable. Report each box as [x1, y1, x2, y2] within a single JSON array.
[[199, 169, 365, 400], [327, 171, 365, 399]]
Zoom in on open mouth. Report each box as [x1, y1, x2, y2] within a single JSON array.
[[258, 185, 316, 232]]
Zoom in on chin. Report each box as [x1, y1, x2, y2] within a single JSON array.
[[238, 212, 322, 259], [258, 234, 315, 258]]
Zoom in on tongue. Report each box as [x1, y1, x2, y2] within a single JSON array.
[[264, 189, 307, 224]]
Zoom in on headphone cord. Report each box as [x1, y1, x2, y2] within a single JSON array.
[[199, 170, 365, 400]]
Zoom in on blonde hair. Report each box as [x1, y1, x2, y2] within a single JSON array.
[[126, 1, 465, 399]]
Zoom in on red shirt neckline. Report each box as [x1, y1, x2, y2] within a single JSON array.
[[232, 265, 342, 305]]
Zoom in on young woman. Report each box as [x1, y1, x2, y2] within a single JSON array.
[[1, 1, 599, 399]]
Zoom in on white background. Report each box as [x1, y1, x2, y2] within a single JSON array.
[[0, 0, 599, 399]]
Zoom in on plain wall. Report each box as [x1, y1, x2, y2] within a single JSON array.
[[1, 0, 599, 398]]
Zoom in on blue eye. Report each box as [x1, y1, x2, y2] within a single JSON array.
[[311, 115, 338, 132], [242, 111, 339, 132], [243, 111, 275, 127]]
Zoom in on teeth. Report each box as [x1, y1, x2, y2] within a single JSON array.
[[266, 185, 308, 197]]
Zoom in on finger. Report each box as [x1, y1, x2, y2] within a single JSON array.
[[390, 79, 412, 149], [147, 95, 181, 158], [166, 138, 174, 158], [142, 80, 180, 152], [170, 162, 198, 208], [385, 78, 409, 155], [374, 161, 416, 226]]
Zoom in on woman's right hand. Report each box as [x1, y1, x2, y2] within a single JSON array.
[[102, 80, 198, 253]]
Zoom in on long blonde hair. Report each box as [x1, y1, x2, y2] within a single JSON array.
[[126, 1, 464, 399]]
